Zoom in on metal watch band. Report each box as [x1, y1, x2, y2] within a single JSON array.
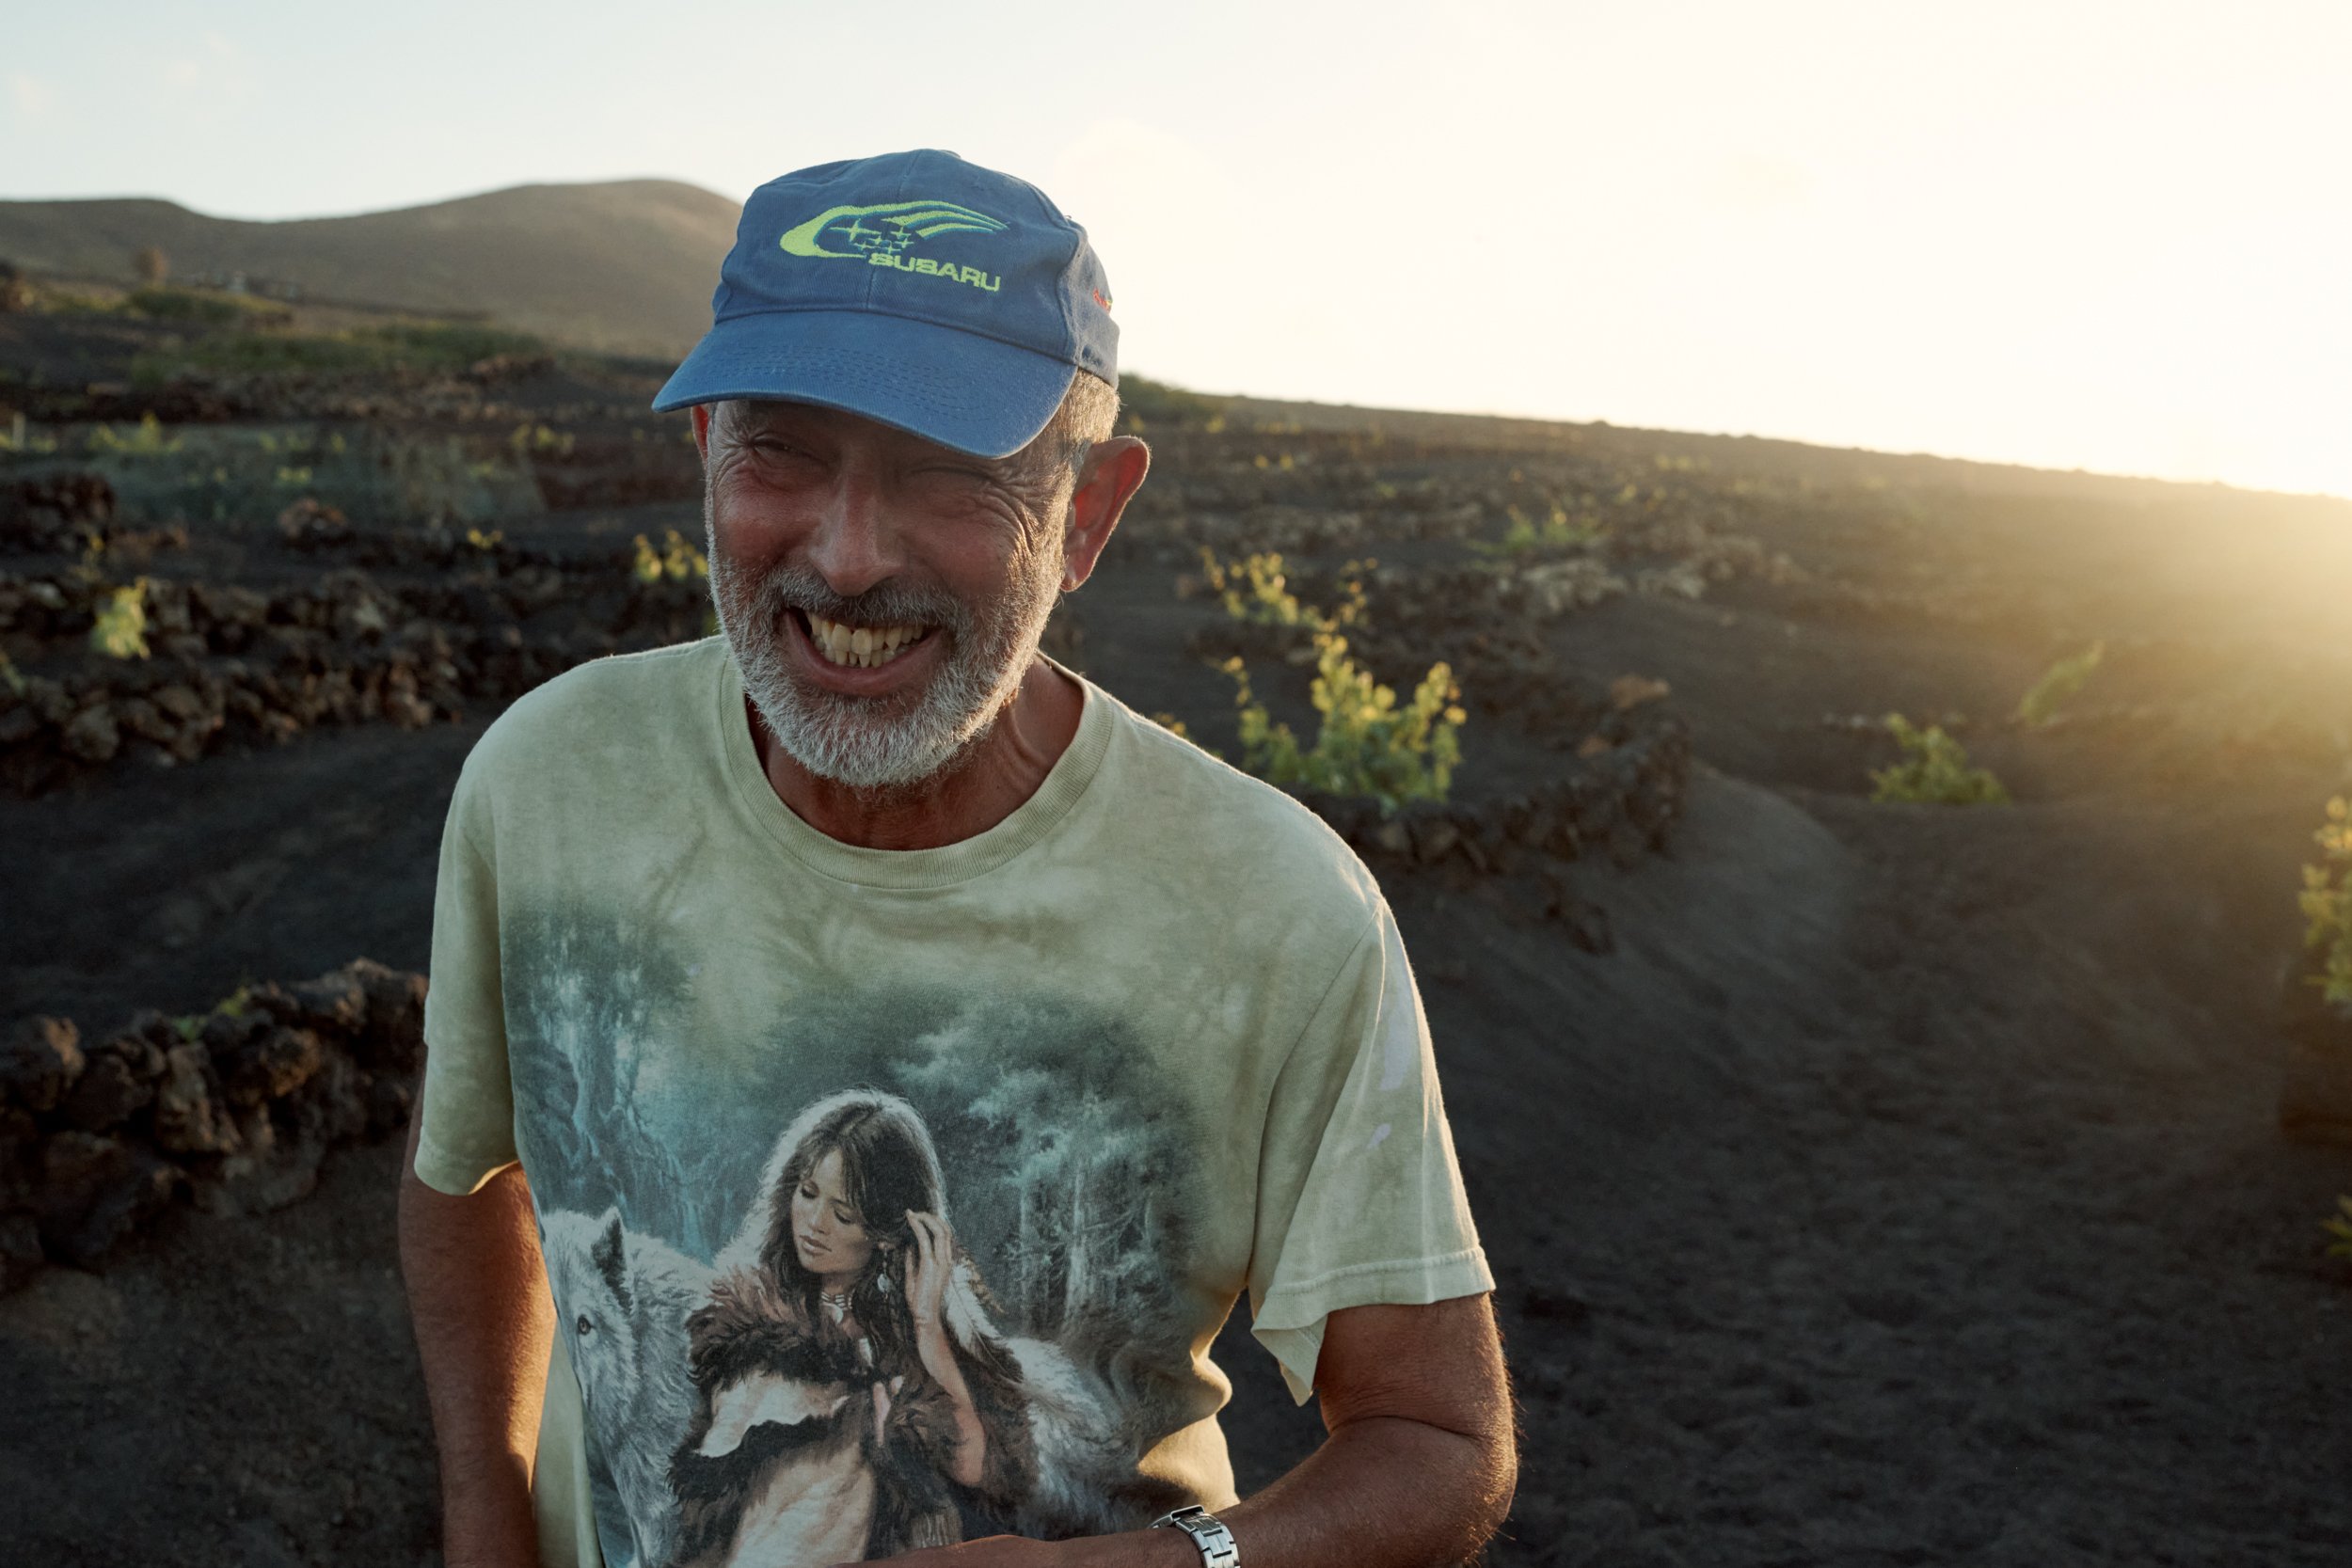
[[1151, 1503, 1241, 1568]]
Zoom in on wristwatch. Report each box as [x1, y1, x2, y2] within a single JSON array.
[[1151, 1503, 1241, 1567]]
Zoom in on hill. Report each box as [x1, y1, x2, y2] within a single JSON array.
[[0, 180, 739, 356]]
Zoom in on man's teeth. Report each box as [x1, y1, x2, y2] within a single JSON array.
[[806, 611, 928, 669]]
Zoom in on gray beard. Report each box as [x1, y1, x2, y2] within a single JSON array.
[[707, 529, 1062, 793]]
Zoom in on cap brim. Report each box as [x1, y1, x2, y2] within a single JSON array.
[[650, 309, 1077, 459]]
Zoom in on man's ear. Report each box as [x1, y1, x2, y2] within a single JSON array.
[[691, 403, 713, 463], [1060, 436, 1151, 593]]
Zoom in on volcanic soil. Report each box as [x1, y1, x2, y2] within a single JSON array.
[[5, 356, 2352, 1566]]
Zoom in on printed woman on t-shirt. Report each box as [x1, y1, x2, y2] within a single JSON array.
[[669, 1090, 1037, 1565]]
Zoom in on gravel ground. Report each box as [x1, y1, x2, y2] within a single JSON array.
[[5, 383, 2350, 1565]]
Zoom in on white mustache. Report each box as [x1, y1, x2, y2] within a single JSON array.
[[747, 563, 968, 639]]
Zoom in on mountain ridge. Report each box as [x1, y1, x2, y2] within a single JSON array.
[[0, 179, 740, 356]]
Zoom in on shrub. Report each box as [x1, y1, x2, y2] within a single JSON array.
[[1117, 373, 1228, 433], [87, 412, 182, 455], [88, 578, 151, 659], [367, 321, 546, 365], [126, 288, 256, 326], [1224, 634, 1463, 813], [1868, 714, 2010, 805], [169, 984, 254, 1044], [2300, 796, 2352, 1006], [509, 421, 575, 455], [130, 319, 543, 381], [2324, 1196, 2352, 1260], [2015, 641, 2105, 727], [632, 528, 707, 584], [1199, 548, 1365, 634], [33, 286, 132, 318], [1470, 503, 1608, 559], [0, 414, 58, 455]]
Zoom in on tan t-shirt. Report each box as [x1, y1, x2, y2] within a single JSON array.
[[415, 636, 1490, 1568]]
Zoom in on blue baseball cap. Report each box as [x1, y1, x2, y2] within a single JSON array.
[[653, 149, 1118, 458]]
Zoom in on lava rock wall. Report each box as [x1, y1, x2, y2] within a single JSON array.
[[0, 959, 425, 1293]]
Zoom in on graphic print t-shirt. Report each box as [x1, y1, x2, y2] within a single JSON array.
[[414, 637, 1491, 1568]]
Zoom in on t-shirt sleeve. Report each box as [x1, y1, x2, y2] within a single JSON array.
[[413, 766, 521, 1196], [1247, 902, 1494, 1403]]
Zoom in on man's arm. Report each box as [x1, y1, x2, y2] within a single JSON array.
[[884, 1292, 1516, 1567], [1214, 1292, 1516, 1567], [397, 1107, 554, 1568]]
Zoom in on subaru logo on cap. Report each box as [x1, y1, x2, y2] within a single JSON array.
[[653, 150, 1118, 460]]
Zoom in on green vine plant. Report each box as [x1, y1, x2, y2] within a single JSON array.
[[633, 528, 708, 584], [2300, 796, 2352, 1006], [1224, 634, 1463, 814], [509, 421, 576, 456], [1198, 548, 1366, 635], [170, 985, 253, 1044], [0, 413, 60, 455], [1868, 714, 2010, 805], [2014, 641, 2106, 727], [88, 578, 152, 660], [2321, 1196, 2352, 1261], [1470, 502, 1609, 560], [87, 412, 182, 456]]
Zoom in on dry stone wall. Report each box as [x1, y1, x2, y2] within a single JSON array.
[[1, 534, 712, 794], [0, 960, 426, 1294]]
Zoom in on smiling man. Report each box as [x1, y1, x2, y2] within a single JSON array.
[[397, 150, 1512, 1568]]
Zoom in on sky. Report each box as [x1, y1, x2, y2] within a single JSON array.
[[8, 1, 2350, 499]]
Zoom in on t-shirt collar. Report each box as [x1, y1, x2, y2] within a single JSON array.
[[712, 643, 1113, 890]]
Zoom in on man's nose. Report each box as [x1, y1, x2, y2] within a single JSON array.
[[803, 472, 903, 599]]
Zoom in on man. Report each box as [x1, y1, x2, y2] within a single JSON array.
[[399, 149, 1513, 1568]]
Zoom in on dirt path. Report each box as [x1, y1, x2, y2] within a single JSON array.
[[0, 1135, 436, 1567], [0, 718, 482, 1026], [1552, 797, 2345, 1567]]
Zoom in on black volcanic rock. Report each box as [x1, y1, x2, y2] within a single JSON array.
[[1, 1016, 84, 1115]]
